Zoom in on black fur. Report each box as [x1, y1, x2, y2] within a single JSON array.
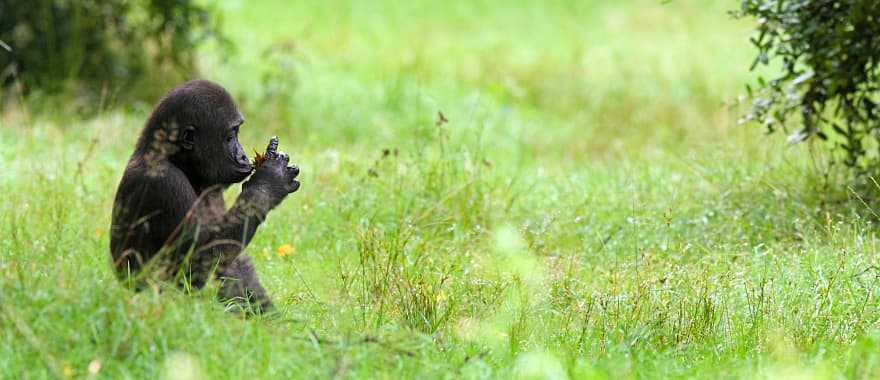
[[110, 80, 300, 313]]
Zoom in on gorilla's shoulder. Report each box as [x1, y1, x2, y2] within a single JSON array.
[[119, 157, 194, 199]]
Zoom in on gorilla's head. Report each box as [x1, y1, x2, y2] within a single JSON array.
[[137, 80, 253, 187]]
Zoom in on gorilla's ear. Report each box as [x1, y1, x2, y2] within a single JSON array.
[[181, 125, 196, 150]]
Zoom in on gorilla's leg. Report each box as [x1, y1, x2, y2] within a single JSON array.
[[216, 255, 275, 314]]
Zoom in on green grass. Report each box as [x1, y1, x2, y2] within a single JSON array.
[[3, 0, 880, 378]]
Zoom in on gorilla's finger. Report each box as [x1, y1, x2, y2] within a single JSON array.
[[278, 152, 289, 164], [265, 136, 279, 159], [286, 165, 300, 178], [289, 180, 301, 193]]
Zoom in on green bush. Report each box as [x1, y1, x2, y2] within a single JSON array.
[[735, 0, 880, 174], [0, 0, 228, 103]]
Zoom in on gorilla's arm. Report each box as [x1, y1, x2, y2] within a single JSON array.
[[176, 190, 288, 283], [183, 184, 275, 271], [135, 182, 273, 287]]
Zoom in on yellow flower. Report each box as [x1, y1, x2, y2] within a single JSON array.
[[276, 244, 294, 257], [95, 228, 104, 239]]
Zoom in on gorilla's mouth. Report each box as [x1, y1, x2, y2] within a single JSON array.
[[231, 162, 254, 181], [231, 157, 255, 174]]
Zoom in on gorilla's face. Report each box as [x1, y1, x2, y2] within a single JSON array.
[[193, 115, 252, 184], [151, 80, 255, 187]]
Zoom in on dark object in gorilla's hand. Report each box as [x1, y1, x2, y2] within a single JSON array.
[[109, 80, 300, 315]]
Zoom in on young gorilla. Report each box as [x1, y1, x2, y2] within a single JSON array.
[[110, 80, 299, 313]]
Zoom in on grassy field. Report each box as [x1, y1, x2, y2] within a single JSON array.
[[4, 0, 880, 378]]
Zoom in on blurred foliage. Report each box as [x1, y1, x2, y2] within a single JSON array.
[[0, 0, 230, 104], [735, 0, 880, 176]]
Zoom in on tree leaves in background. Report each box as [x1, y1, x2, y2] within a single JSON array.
[[0, 0, 231, 103], [734, 0, 880, 175]]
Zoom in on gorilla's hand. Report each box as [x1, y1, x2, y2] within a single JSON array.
[[243, 137, 300, 210]]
